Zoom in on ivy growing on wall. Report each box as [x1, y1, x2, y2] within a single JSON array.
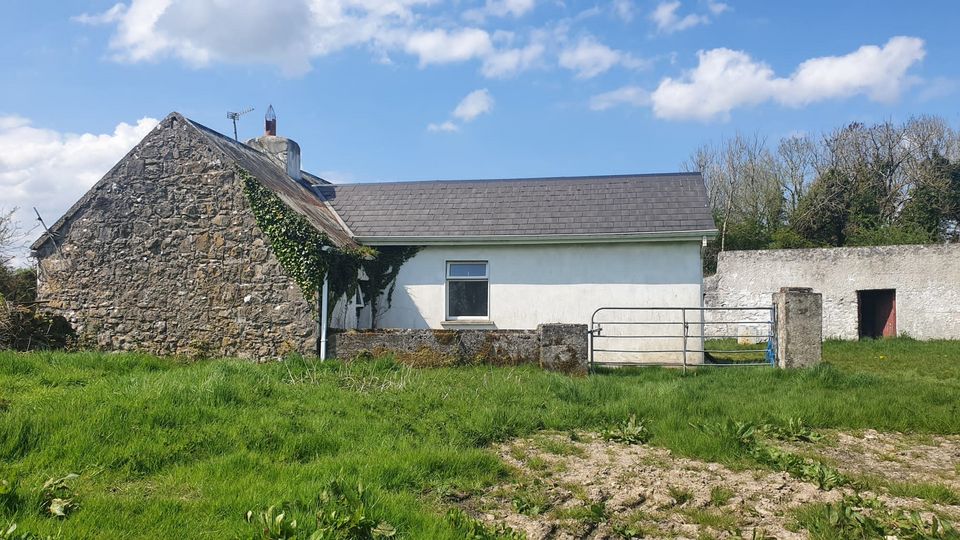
[[358, 245, 420, 328], [239, 168, 419, 323]]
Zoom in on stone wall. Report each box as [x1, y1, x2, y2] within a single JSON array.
[[705, 244, 960, 340], [330, 323, 588, 374], [34, 115, 317, 359]]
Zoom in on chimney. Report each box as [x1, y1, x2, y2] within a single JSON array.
[[265, 104, 277, 136], [246, 104, 301, 181]]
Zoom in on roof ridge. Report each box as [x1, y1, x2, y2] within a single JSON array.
[[330, 172, 701, 187]]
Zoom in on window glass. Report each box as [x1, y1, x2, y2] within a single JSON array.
[[448, 280, 488, 317], [448, 262, 487, 278]]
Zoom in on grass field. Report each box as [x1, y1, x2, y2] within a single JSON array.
[[1, 339, 959, 538]]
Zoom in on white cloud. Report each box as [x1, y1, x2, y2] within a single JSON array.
[[481, 42, 545, 78], [649, 1, 711, 33], [428, 89, 494, 133], [0, 115, 159, 263], [650, 36, 926, 121], [404, 28, 494, 66], [72, 2, 128, 25], [76, 0, 632, 81], [558, 36, 648, 79], [706, 0, 729, 15], [427, 121, 460, 133], [612, 0, 634, 22], [589, 86, 650, 110], [464, 0, 536, 22], [917, 77, 959, 102], [74, 0, 616, 81], [453, 89, 495, 121], [78, 0, 434, 76]]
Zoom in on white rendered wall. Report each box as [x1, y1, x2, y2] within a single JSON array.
[[368, 241, 705, 363], [705, 244, 960, 340]]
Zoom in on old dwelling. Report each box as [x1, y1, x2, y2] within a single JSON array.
[[32, 110, 717, 359]]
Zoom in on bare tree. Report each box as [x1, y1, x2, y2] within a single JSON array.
[[684, 134, 780, 252], [817, 117, 960, 224], [0, 207, 18, 268], [775, 135, 817, 214], [689, 115, 960, 250]]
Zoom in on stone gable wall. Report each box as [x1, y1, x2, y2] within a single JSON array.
[[35, 115, 316, 358]]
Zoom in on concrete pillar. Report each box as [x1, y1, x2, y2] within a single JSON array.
[[538, 323, 588, 375], [773, 287, 822, 369]]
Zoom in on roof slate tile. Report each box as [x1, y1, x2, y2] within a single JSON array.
[[316, 173, 715, 238]]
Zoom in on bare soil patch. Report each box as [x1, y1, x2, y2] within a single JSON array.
[[464, 431, 960, 539], [781, 429, 960, 492]]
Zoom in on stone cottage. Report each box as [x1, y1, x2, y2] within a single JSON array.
[[32, 110, 717, 359]]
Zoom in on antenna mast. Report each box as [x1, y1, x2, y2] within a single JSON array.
[[226, 107, 255, 141]]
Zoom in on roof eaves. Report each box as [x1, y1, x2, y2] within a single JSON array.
[[355, 228, 719, 246]]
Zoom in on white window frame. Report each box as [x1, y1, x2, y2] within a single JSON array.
[[445, 261, 489, 321], [350, 289, 364, 308]]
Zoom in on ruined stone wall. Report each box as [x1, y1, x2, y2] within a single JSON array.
[[704, 244, 960, 340], [35, 115, 316, 358], [330, 324, 588, 374], [330, 328, 539, 366]]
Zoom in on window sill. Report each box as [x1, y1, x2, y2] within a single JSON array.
[[441, 320, 497, 329]]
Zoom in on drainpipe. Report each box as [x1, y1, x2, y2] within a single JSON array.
[[319, 245, 333, 360]]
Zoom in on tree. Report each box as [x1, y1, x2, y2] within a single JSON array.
[[791, 169, 854, 246], [686, 115, 960, 272], [899, 153, 960, 241], [684, 133, 783, 254], [0, 266, 37, 303], [774, 135, 818, 215], [0, 207, 16, 268]]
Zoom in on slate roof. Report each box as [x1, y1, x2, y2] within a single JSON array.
[[315, 174, 716, 240], [31, 112, 715, 251]]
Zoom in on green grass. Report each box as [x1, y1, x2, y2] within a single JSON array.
[[709, 485, 734, 507], [0, 339, 958, 538], [702, 338, 771, 364]]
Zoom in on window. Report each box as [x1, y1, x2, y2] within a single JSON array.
[[446, 261, 488, 319]]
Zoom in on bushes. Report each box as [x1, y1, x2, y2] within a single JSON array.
[[0, 267, 35, 304], [0, 295, 73, 351], [0, 264, 72, 352]]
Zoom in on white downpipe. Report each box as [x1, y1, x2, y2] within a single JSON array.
[[319, 272, 329, 360]]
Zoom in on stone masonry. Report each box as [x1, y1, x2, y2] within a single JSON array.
[[330, 323, 589, 374], [34, 115, 317, 359]]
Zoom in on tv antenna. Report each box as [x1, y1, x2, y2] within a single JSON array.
[[226, 107, 255, 141]]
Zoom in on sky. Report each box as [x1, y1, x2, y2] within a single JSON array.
[[1, 0, 959, 262]]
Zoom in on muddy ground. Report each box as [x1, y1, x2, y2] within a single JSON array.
[[462, 430, 960, 539]]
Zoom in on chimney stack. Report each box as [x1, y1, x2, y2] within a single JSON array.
[[264, 104, 277, 136], [246, 104, 301, 181]]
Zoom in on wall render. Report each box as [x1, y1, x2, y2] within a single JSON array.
[[705, 244, 960, 340], [371, 242, 704, 330]]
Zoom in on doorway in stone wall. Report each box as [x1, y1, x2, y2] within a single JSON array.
[[857, 289, 897, 339]]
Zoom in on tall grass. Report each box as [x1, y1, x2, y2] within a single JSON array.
[[0, 340, 958, 538]]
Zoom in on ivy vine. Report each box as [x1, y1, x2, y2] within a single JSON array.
[[358, 245, 420, 328], [239, 168, 419, 323]]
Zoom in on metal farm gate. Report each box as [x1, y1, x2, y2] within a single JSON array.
[[588, 306, 777, 372]]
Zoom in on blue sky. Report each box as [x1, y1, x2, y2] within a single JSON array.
[[1, 0, 959, 255]]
